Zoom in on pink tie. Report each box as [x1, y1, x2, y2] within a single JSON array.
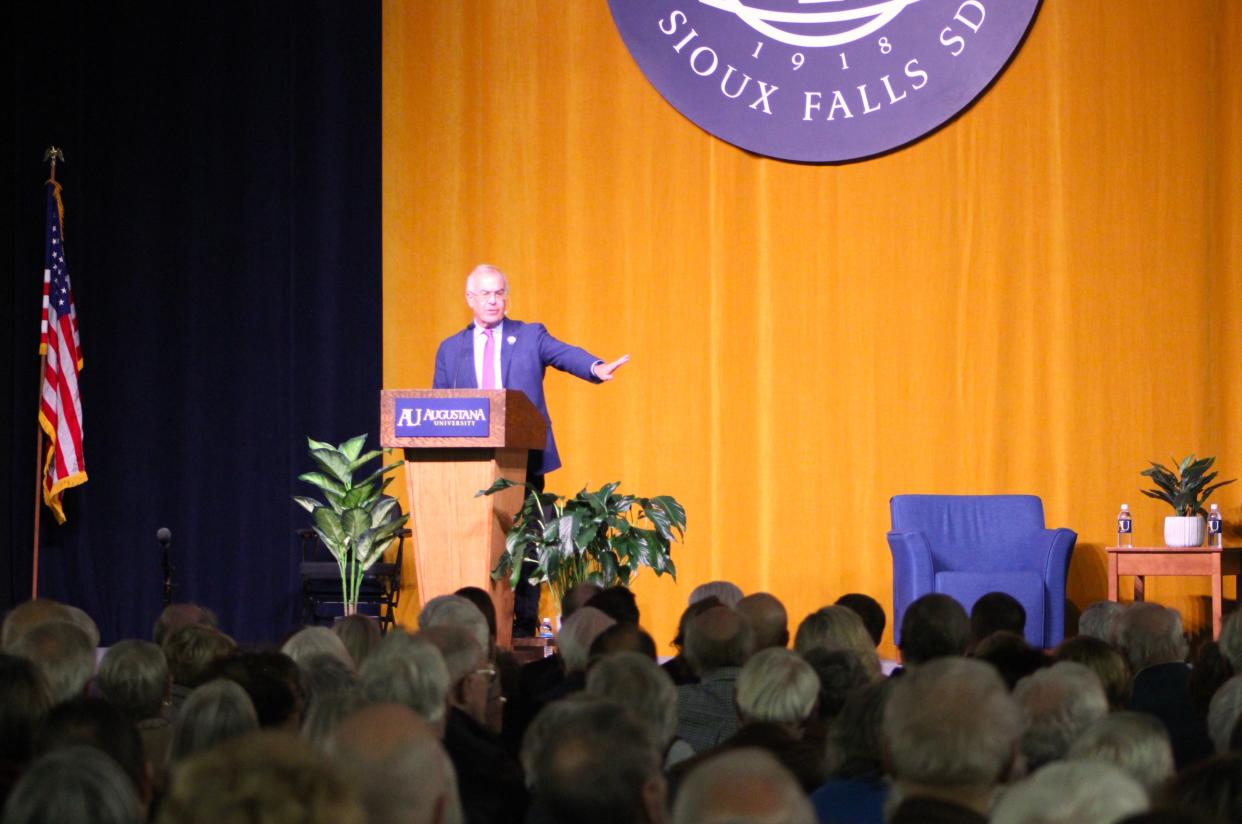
[[481, 329, 496, 389]]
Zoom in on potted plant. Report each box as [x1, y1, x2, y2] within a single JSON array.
[[294, 435, 408, 616], [479, 479, 686, 606], [1141, 455, 1235, 547]]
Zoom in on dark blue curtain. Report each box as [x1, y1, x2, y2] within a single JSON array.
[[2, 1, 382, 644]]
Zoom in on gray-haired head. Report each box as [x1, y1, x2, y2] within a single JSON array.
[[793, 606, 881, 680], [168, 678, 259, 765], [1013, 661, 1110, 770], [10, 620, 95, 704], [736, 647, 819, 727], [1078, 601, 1124, 643], [1208, 674, 1242, 754], [301, 653, 358, 713], [281, 627, 355, 672], [332, 614, 381, 669], [161, 624, 236, 689], [882, 657, 1022, 788], [357, 631, 450, 726], [3, 745, 142, 824], [418, 595, 492, 660], [1, 599, 72, 652], [991, 760, 1148, 824], [586, 651, 679, 749], [61, 606, 100, 649], [556, 606, 616, 674], [98, 640, 169, 722], [672, 748, 816, 824], [1114, 603, 1189, 672], [689, 581, 744, 608], [1068, 711, 1174, 795], [1218, 610, 1242, 675]]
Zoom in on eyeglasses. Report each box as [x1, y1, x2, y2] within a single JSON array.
[[472, 666, 498, 684], [469, 290, 507, 301]]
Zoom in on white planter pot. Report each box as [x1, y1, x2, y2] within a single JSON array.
[[1164, 515, 1205, 547]]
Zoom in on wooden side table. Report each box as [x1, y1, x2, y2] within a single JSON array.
[[1106, 546, 1242, 638]]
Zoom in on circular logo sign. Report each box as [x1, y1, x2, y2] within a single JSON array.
[[608, 0, 1040, 163]]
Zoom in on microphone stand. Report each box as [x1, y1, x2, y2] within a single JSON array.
[[157, 528, 174, 606]]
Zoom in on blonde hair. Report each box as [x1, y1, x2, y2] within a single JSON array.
[[794, 606, 882, 680]]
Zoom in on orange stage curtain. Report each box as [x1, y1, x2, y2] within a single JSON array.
[[383, 1, 1242, 655]]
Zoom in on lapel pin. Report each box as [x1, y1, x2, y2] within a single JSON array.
[[507, 336, 516, 345]]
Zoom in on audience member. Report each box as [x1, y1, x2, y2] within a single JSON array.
[[586, 587, 641, 625], [1207, 674, 1242, 754], [36, 697, 150, 810], [356, 632, 450, 731], [1013, 661, 1109, 770], [419, 594, 492, 660], [3, 745, 142, 824], [549, 606, 615, 698], [689, 581, 744, 608], [1116, 603, 1212, 767], [1069, 712, 1175, 796], [97, 640, 172, 770], [1, 599, 72, 652], [157, 731, 364, 824], [1055, 634, 1132, 710], [677, 606, 754, 752], [991, 760, 1148, 824], [882, 657, 1022, 823], [897, 594, 972, 667], [1158, 753, 1242, 823], [527, 697, 665, 824], [327, 703, 463, 824], [203, 650, 304, 731], [588, 622, 658, 662], [300, 653, 357, 713], [793, 606, 881, 680], [1218, 610, 1242, 674], [151, 603, 219, 647], [735, 648, 819, 731], [673, 748, 816, 824], [972, 631, 1048, 690], [835, 593, 886, 648], [303, 691, 368, 751], [561, 582, 604, 620], [736, 592, 789, 651], [333, 614, 381, 669], [167, 678, 259, 765], [0, 655, 53, 805], [812, 680, 893, 824], [281, 626, 355, 671], [10, 620, 95, 704], [585, 651, 687, 764], [1079, 600, 1125, 643], [662, 596, 722, 686], [801, 648, 871, 725], [1187, 641, 1233, 717], [455, 586, 499, 643], [160, 623, 236, 713], [970, 592, 1027, 646], [61, 606, 101, 650]]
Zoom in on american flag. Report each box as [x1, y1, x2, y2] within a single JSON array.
[[39, 180, 86, 523]]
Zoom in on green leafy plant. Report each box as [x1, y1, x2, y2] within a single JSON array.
[[1140, 454, 1235, 517], [479, 480, 685, 605], [294, 435, 408, 616]]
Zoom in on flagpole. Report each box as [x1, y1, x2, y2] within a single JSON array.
[[31, 146, 64, 599]]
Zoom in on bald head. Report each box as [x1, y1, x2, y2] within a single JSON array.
[[737, 593, 789, 650], [329, 704, 459, 824], [673, 748, 816, 824], [684, 606, 755, 675]]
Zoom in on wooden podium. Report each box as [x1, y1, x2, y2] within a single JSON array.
[[380, 389, 544, 647]]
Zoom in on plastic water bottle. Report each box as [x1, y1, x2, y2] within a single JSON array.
[[1117, 504, 1133, 548], [538, 618, 554, 639], [1208, 504, 1223, 548]]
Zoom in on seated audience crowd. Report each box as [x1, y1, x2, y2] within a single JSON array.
[[4, 584, 1242, 824]]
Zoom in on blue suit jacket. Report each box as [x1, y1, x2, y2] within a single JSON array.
[[432, 319, 601, 475]]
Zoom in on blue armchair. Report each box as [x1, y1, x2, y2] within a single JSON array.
[[887, 495, 1076, 649]]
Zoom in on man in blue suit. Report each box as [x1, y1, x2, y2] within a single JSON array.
[[433, 264, 628, 632]]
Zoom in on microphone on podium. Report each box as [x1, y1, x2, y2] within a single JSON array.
[[156, 527, 175, 606]]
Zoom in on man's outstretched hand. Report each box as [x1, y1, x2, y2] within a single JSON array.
[[592, 355, 630, 382]]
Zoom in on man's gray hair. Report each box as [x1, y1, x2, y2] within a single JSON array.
[[419, 595, 492, 659], [585, 651, 679, 748], [1068, 711, 1174, 794], [466, 263, 507, 291], [3, 745, 142, 824], [357, 631, 450, 723], [689, 581, 744, 608], [991, 760, 1148, 824], [1208, 674, 1242, 754], [10, 620, 95, 704], [1218, 609, 1242, 675], [556, 606, 615, 673], [1013, 661, 1109, 770], [98, 639, 169, 721], [1078, 601, 1124, 643], [882, 657, 1022, 787], [168, 678, 259, 764], [62, 606, 100, 649], [736, 647, 819, 726], [672, 748, 816, 824], [418, 625, 485, 686], [1114, 602, 1189, 672], [281, 626, 355, 672]]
